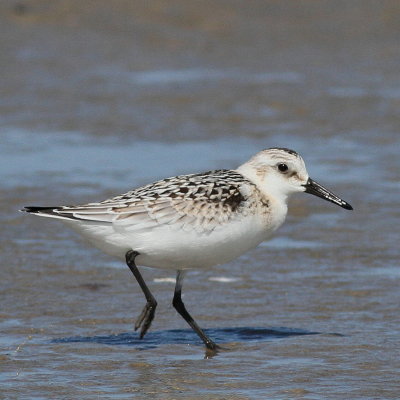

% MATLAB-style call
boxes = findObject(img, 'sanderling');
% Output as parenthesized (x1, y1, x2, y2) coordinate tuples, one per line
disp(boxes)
(22, 147, 352, 351)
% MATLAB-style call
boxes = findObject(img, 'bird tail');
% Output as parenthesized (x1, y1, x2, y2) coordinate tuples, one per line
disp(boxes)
(20, 206, 77, 221)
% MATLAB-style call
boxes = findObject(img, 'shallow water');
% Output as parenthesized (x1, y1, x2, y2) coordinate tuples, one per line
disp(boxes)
(1, 1, 400, 399)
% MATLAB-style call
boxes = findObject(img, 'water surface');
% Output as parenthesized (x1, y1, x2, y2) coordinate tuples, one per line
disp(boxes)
(1, 1, 400, 399)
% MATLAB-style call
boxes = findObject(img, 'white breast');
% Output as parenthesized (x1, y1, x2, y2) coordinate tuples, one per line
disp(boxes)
(65, 196, 287, 270)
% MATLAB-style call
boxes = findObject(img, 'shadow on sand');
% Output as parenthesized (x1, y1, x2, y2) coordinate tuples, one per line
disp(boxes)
(51, 326, 326, 352)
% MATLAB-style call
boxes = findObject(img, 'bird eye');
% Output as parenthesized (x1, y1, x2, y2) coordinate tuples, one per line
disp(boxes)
(277, 163, 289, 173)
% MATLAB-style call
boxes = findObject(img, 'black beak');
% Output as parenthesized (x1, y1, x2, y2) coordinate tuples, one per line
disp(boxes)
(303, 178, 353, 210)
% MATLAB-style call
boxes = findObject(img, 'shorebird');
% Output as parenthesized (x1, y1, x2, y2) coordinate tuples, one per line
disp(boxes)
(22, 148, 352, 351)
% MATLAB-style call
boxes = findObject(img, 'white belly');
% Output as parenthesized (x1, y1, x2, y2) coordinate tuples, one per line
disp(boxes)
(65, 210, 284, 270)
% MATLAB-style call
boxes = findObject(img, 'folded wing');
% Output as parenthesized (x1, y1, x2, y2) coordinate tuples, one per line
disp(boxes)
(23, 169, 251, 234)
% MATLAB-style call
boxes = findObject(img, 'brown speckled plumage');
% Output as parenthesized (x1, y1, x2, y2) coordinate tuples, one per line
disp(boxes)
(27, 169, 270, 234)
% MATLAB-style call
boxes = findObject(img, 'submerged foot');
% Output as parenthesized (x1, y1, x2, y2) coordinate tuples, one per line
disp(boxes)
(135, 301, 157, 338)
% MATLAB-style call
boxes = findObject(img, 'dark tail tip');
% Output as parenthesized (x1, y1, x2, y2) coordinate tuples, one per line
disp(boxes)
(21, 206, 57, 213)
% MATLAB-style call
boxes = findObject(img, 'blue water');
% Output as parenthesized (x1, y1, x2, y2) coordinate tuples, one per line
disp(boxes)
(2, 1, 400, 398)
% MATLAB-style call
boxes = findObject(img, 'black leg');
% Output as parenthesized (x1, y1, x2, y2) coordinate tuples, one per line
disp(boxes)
(125, 250, 157, 339)
(172, 270, 218, 351)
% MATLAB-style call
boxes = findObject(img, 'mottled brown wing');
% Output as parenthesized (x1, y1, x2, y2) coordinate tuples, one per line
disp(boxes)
(112, 190, 245, 234)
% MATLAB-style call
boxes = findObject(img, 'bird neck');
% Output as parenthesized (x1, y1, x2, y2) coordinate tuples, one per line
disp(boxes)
(236, 164, 289, 206)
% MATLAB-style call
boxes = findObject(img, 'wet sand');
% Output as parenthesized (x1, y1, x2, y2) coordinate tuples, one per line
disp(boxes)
(1, 1, 400, 398)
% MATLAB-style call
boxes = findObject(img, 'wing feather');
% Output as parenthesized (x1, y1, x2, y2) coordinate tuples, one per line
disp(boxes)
(24, 170, 259, 234)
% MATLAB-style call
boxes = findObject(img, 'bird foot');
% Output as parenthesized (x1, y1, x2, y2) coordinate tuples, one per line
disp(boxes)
(135, 301, 157, 338)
